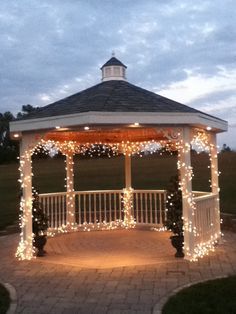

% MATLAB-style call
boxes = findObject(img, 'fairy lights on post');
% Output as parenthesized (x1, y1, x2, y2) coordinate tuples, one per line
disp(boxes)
(16, 134, 38, 260)
(65, 152, 76, 229)
(209, 133, 221, 238)
(177, 127, 195, 260)
(122, 151, 135, 227)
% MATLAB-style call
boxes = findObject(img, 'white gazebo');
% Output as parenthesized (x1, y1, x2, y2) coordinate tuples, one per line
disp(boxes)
(10, 56, 228, 261)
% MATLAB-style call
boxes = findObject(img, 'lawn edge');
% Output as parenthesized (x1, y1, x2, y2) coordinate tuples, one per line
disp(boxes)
(1, 282, 17, 314)
(152, 274, 229, 314)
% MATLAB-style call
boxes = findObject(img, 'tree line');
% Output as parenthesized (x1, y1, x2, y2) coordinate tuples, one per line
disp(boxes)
(0, 105, 39, 163)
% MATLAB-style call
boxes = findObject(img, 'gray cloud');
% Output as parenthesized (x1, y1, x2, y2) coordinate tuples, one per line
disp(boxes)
(0, 0, 236, 147)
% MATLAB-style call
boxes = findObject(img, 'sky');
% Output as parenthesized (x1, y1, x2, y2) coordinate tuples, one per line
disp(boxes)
(1, 0, 236, 148)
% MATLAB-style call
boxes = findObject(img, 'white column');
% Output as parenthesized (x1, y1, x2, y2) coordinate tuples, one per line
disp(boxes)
(178, 127, 195, 260)
(125, 154, 132, 188)
(123, 153, 133, 225)
(16, 133, 36, 260)
(66, 153, 75, 227)
(210, 133, 221, 237)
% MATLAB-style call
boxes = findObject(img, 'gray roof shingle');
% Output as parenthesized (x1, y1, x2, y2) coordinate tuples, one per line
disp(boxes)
(20, 80, 220, 121)
(101, 57, 127, 69)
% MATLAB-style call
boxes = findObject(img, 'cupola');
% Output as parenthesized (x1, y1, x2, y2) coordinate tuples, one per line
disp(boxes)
(101, 54, 127, 81)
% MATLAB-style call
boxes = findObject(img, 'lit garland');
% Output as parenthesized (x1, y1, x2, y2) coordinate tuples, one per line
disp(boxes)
(16, 131, 222, 261)
(122, 187, 136, 228)
(65, 153, 76, 229)
(16, 150, 35, 260)
(176, 139, 195, 259)
(191, 129, 210, 152)
(175, 132, 222, 261)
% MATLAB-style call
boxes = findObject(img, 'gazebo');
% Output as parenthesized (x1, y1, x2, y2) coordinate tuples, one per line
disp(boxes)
(10, 56, 228, 261)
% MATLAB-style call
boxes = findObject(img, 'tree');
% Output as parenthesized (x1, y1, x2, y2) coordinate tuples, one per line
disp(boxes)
(17, 104, 39, 119)
(221, 144, 231, 152)
(0, 104, 39, 163)
(0, 111, 18, 163)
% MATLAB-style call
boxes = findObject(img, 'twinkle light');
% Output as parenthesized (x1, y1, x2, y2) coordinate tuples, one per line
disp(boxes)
(122, 187, 136, 228)
(16, 128, 222, 261)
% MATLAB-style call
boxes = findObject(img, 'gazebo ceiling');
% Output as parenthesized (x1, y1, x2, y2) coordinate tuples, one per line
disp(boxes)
(44, 127, 175, 144)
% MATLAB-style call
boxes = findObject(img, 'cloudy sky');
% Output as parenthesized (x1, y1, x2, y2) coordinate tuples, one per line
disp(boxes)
(1, 0, 236, 148)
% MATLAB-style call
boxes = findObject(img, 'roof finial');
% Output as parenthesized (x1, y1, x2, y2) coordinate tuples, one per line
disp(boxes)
(112, 50, 115, 57)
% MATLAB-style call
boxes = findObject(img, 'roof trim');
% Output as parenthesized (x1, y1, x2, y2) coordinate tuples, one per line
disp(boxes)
(10, 111, 228, 133)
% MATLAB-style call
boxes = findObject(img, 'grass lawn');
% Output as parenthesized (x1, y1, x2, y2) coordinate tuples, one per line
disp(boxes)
(0, 284, 10, 314)
(162, 276, 236, 314)
(0, 151, 235, 230)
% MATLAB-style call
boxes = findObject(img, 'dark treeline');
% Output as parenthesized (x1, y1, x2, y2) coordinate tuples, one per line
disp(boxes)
(0, 105, 39, 164)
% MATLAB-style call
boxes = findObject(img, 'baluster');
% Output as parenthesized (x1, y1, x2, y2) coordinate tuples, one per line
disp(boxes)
(109, 193, 112, 222)
(154, 193, 157, 224)
(119, 192, 122, 220)
(163, 192, 167, 221)
(94, 193, 97, 224)
(140, 193, 143, 223)
(99, 193, 102, 223)
(78, 194, 81, 225)
(83, 194, 86, 223)
(104, 193, 107, 222)
(89, 194, 92, 223)
(114, 193, 117, 221)
(63, 194, 66, 226)
(145, 193, 148, 223)
(159, 194, 163, 226)
(149, 193, 152, 224)
(135, 193, 139, 223)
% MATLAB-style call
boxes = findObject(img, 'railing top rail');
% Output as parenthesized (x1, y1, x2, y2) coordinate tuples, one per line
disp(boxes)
(74, 189, 123, 194)
(39, 190, 212, 199)
(39, 192, 67, 197)
(192, 191, 210, 196)
(193, 192, 218, 202)
(133, 189, 166, 193)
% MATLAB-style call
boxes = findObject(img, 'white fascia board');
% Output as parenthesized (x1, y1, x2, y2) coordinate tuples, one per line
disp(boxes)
(10, 111, 228, 133)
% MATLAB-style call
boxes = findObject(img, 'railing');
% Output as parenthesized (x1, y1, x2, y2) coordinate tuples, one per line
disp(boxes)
(39, 190, 218, 238)
(133, 190, 166, 225)
(39, 192, 67, 228)
(193, 193, 218, 245)
(39, 189, 167, 229)
(74, 190, 123, 225)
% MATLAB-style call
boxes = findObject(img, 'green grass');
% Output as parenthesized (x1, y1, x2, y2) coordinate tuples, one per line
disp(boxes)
(162, 276, 236, 314)
(0, 151, 236, 230)
(0, 284, 10, 314)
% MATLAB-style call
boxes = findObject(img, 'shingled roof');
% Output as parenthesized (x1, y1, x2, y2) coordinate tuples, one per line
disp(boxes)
(101, 56, 127, 69)
(20, 79, 208, 121)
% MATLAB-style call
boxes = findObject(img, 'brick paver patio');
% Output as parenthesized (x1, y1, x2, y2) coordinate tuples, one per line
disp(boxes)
(1, 229, 236, 314)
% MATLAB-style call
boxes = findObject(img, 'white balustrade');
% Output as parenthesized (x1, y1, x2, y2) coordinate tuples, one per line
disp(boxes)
(133, 190, 166, 226)
(39, 189, 219, 246)
(39, 189, 167, 229)
(74, 190, 123, 225)
(193, 193, 218, 245)
(39, 192, 67, 228)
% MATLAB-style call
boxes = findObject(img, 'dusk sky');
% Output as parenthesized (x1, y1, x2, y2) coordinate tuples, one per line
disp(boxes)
(1, 0, 236, 148)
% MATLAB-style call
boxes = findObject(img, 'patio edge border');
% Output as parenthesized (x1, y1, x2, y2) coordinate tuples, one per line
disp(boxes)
(3, 282, 17, 314)
(152, 274, 228, 314)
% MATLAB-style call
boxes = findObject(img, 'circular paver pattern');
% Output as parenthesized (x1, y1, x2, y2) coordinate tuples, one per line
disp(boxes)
(44, 229, 175, 268)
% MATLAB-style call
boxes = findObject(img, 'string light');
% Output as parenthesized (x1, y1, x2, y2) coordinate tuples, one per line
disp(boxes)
(16, 129, 222, 261)
(122, 187, 136, 228)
